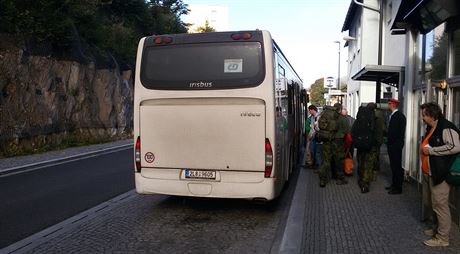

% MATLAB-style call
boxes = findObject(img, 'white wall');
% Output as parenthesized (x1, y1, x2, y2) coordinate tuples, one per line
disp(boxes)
(345, 0, 407, 117)
(383, 0, 406, 67)
(185, 5, 229, 33)
(345, 0, 380, 116)
(360, 0, 380, 67)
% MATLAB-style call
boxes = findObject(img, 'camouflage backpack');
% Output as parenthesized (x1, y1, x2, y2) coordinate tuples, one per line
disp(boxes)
(317, 106, 339, 140)
(351, 106, 376, 151)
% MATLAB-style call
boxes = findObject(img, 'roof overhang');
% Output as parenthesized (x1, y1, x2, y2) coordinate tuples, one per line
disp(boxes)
(342, 0, 362, 32)
(352, 65, 404, 87)
(391, 0, 459, 34)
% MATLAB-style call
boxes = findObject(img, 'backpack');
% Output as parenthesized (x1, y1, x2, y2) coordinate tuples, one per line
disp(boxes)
(317, 106, 339, 140)
(446, 154, 460, 186)
(305, 117, 311, 134)
(351, 106, 375, 151)
(446, 128, 460, 186)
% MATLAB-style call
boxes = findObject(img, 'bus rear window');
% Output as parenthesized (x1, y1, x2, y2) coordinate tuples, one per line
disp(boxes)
(140, 42, 265, 90)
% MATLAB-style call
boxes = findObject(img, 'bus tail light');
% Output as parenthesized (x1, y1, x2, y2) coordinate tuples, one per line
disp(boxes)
(231, 32, 253, 40)
(135, 136, 141, 172)
(231, 33, 241, 40)
(154, 36, 173, 45)
(154, 37, 162, 44)
(163, 36, 173, 44)
(242, 32, 252, 40)
(265, 138, 273, 178)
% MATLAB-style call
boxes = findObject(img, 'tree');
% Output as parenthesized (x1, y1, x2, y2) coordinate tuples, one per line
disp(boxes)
(429, 32, 448, 81)
(196, 20, 216, 33)
(144, 0, 189, 35)
(309, 78, 328, 107)
(0, 0, 189, 65)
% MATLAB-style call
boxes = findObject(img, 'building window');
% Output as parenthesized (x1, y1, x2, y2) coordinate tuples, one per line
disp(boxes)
(416, 33, 424, 89)
(453, 29, 460, 76)
(426, 23, 447, 81)
(453, 88, 460, 128)
(278, 64, 285, 77)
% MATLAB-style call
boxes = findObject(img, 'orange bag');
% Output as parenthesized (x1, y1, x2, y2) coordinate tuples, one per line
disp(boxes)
(344, 151, 353, 175)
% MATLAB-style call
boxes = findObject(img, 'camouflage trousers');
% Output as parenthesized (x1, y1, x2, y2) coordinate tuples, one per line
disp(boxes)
(357, 147, 380, 184)
(319, 139, 345, 181)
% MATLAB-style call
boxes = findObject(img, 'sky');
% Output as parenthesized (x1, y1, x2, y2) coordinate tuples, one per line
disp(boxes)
(181, 0, 351, 88)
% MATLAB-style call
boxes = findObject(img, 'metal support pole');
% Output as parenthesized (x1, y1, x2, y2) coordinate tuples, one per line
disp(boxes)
(334, 41, 341, 100)
(338, 42, 341, 90)
(375, 0, 383, 103)
(353, 0, 379, 12)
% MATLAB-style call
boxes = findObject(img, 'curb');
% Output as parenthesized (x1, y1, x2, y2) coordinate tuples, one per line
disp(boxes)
(1, 190, 137, 254)
(0, 143, 133, 177)
(277, 167, 308, 254)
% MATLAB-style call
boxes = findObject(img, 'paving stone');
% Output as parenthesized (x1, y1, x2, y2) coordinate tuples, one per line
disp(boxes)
(301, 151, 460, 254)
(25, 188, 291, 253)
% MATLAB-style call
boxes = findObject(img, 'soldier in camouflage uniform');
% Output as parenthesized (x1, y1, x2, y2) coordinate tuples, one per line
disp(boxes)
(319, 103, 349, 187)
(356, 103, 385, 193)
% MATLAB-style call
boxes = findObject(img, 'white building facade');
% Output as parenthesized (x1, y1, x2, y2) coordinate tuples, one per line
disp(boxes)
(185, 5, 229, 33)
(342, 0, 460, 224)
(342, 0, 406, 118)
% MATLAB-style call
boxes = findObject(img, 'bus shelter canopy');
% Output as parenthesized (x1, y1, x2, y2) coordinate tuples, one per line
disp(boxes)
(351, 65, 404, 88)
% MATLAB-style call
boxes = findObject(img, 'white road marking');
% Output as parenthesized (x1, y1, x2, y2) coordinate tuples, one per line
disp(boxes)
(0, 143, 133, 178)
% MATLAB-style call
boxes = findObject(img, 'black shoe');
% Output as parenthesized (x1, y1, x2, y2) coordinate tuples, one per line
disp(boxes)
(385, 186, 393, 190)
(336, 178, 348, 185)
(313, 169, 319, 174)
(388, 189, 402, 195)
(361, 185, 369, 193)
(320, 180, 326, 188)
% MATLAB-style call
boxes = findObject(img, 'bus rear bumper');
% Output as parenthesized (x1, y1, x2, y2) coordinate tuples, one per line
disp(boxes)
(135, 169, 279, 201)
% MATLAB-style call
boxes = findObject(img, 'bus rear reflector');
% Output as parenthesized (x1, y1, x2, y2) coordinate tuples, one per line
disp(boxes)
(135, 136, 141, 172)
(265, 138, 273, 178)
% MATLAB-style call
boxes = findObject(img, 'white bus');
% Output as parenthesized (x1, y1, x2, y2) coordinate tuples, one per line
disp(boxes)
(134, 30, 305, 201)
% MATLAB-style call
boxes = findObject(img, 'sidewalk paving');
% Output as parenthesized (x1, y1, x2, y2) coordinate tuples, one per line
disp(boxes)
(298, 151, 460, 254)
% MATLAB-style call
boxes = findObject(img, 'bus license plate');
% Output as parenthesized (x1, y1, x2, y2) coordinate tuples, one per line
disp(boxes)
(185, 169, 216, 180)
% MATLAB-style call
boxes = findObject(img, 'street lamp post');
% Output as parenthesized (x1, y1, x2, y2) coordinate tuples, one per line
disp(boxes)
(334, 41, 341, 104)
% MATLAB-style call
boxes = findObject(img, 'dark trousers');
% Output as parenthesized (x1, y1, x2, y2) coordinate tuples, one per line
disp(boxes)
(309, 139, 316, 167)
(388, 145, 404, 191)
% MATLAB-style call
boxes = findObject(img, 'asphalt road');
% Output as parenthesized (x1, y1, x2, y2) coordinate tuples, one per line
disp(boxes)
(1, 147, 301, 253)
(0, 148, 134, 248)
